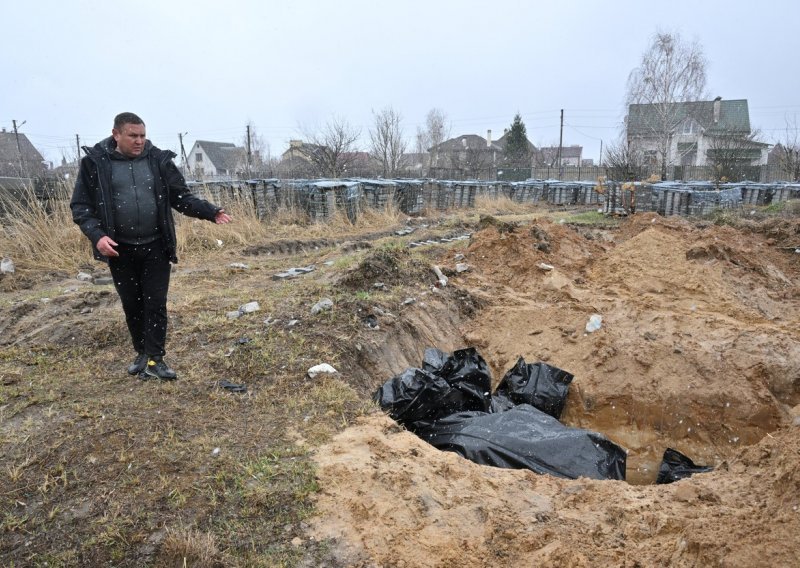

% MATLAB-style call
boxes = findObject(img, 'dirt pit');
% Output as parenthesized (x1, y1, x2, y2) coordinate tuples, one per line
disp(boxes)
(312, 213, 800, 566)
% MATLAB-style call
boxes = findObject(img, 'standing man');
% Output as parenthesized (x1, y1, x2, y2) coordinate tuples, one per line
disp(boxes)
(71, 112, 232, 381)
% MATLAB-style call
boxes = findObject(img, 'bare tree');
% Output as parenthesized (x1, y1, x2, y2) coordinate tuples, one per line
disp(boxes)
(414, 126, 429, 156)
(626, 32, 707, 180)
(369, 106, 407, 178)
(604, 134, 646, 181)
(423, 108, 451, 168)
(301, 116, 362, 178)
(706, 129, 765, 184)
(775, 117, 800, 181)
(465, 146, 489, 179)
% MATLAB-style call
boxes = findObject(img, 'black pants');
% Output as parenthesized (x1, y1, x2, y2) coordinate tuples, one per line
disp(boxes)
(108, 240, 171, 357)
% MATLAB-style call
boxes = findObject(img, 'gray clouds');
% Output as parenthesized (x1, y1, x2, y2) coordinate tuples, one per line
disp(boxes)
(3, 0, 799, 165)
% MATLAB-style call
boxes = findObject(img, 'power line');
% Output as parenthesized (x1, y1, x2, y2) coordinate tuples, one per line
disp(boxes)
(565, 124, 606, 141)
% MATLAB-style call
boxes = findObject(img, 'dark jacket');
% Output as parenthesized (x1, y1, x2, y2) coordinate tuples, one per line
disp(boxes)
(71, 137, 220, 263)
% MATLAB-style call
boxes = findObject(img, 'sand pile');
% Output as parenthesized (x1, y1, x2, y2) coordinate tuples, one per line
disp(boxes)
(311, 213, 800, 566)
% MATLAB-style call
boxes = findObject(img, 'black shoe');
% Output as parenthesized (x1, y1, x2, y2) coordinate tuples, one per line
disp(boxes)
(127, 352, 148, 375)
(144, 357, 177, 381)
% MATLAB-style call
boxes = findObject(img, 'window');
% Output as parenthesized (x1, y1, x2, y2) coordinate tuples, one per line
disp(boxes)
(682, 120, 698, 135)
(196, 153, 203, 162)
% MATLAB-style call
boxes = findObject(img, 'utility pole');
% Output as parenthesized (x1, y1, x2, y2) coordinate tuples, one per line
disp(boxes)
(12, 119, 27, 176)
(245, 124, 252, 178)
(76, 134, 81, 162)
(178, 132, 189, 176)
(557, 110, 564, 172)
(599, 139, 603, 166)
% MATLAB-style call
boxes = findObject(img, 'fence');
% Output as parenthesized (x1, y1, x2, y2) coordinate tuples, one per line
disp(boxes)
(4, 176, 798, 225)
(528, 164, 793, 184)
(186, 178, 798, 222)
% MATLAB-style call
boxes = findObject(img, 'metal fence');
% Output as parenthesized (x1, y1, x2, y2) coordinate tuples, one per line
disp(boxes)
(4, 175, 798, 225)
(186, 178, 799, 222)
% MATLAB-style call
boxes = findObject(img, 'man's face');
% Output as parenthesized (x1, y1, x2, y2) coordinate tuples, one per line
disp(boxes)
(112, 123, 146, 157)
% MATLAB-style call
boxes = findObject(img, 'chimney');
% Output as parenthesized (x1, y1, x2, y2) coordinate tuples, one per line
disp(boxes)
(713, 96, 722, 124)
(461, 137, 467, 148)
(486, 129, 492, 147)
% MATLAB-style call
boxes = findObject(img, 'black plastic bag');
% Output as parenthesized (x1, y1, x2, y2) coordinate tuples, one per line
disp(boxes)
(375, 346, 626, 481)
(656, 448, 713, 484)
(421, 347, 449, 373)
(491, 357, 574, 419)
(373, 368, 454, 429)
(373, 348, 492, 430)
(418, 404, 626, 480)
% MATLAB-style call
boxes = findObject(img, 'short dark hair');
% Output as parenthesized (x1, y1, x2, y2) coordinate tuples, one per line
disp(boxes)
(113, 112, 145, 131)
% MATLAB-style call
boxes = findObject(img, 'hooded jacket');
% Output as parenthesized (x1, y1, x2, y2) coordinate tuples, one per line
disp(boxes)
(70, 137, 220, 263)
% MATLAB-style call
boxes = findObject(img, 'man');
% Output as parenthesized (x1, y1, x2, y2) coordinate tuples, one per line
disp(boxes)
(71, 112, 232, 381)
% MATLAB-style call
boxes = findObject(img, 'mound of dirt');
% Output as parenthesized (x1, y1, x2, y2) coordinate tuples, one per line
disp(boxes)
(339, 247, 430, 290)
(312, 412, 800, 567)
(0, 288, 121, 347)
(312, 213, 800, 566)
(456, 214, 800, 483)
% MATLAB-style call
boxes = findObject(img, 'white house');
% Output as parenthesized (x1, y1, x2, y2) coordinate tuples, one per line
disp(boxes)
(186, 140, 246, 181)
(626, 97, 769, 169)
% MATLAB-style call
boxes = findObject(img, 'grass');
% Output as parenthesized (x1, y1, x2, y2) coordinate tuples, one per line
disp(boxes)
(0, 189, 571, 565)
(563, 210, 621, 226)
(0, 182, 92, 275)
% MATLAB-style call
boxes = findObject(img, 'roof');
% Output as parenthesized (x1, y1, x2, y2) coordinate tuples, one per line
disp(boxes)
(280, 141, 327, 161)
(432, 134, 503, 152)
(195, 140, 246, 172)
(0, 131, 46, 176)
(627, 98, 751, 136)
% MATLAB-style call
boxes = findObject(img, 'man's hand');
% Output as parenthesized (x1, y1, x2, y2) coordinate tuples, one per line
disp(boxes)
(215, 209, 232, 224)
(97, 236, 119, 257)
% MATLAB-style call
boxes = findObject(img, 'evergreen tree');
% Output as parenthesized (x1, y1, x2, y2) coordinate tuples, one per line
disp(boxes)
(504, 113, 530, 167)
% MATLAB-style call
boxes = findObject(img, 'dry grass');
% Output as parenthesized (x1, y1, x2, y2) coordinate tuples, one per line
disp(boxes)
(0, 188, 544, 565)
(0, 182, 92, 273)
(157, 528, 227, 568)
(176, 188, 408, 262)
(473, 194, 543, 215)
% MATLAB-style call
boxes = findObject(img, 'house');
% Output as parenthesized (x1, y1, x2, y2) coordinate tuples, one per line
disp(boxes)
(767, 143, 786, 166)
(186, 140, 247, 181)
(280, 139, 322, 165)
(535, 145, 584, 167)
(0, 128, 46, 177)
(430, 129, 535, 177)
(626, 97, 769, 169)
(278, 139, 326, 178)
(277, 140, 374, 178)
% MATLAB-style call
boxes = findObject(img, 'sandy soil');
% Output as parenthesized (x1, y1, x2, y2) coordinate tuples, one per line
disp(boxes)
(311, 213, 800, 567)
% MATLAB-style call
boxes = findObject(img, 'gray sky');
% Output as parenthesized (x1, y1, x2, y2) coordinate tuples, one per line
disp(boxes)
(3, 0, 800, 167)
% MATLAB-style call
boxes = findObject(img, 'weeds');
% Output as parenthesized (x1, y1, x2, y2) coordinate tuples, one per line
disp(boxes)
(0, 187, 546, 565)
(0, 182, 91, 273)
(158, 528, 227, 568)
(565, 210, 620, 226)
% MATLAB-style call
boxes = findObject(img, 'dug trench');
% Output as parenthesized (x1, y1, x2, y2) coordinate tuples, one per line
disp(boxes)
(2, 210, 799, 565)
(312, 212, 800, 567)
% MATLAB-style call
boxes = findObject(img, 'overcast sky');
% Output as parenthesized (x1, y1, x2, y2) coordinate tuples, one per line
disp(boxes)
(3, 0, 800, 167)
